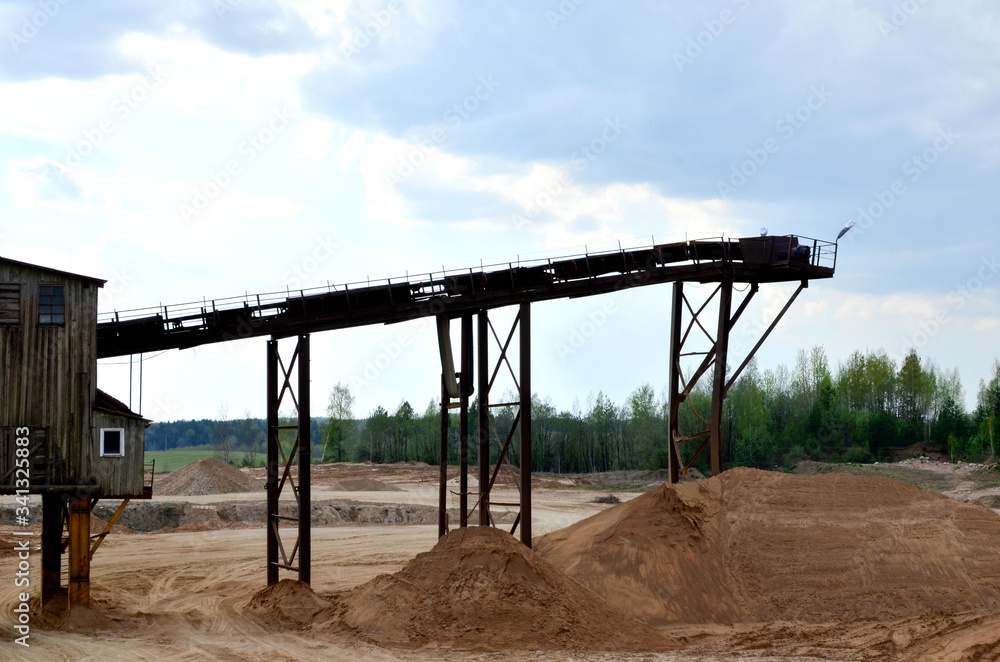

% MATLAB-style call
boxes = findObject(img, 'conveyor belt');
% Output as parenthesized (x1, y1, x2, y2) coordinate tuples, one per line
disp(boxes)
(96, 235, 835, 358)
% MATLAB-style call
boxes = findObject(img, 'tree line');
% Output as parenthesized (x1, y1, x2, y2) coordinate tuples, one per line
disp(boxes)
(145, 346, 1000, 472)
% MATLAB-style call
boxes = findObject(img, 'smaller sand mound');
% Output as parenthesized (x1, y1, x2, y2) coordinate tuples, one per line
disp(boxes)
(30, 594, 117, 631)
(244, 579, 334, 628)
(329, 478, 402, 492)
(334, 526, 672, 652)
(155, 459, 262, 496)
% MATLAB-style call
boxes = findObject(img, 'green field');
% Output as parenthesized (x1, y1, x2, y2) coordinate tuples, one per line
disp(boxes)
(144, 447, 269, 472)
(144, 447, 219, 473)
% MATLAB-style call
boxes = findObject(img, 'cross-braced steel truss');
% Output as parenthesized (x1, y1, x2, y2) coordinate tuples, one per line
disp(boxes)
(266, 334, 311, 585)
(667, 279, 806, 481)
(438, 304, 533, 547)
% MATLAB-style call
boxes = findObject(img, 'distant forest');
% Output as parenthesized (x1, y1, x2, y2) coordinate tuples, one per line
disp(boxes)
(145, 346, 1000, 472)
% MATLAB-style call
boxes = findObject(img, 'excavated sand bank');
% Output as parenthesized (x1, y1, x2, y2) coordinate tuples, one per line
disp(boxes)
(535, 467, 1000, 627)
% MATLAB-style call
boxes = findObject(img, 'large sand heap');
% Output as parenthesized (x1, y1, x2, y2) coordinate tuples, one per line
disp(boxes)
(536, 467, 1000, 627)
(335, 525, 672, 651)
(155, 458, 262, 496)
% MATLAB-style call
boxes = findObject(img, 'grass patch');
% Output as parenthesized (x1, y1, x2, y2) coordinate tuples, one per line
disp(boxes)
(145, 445, 270, 472)
(145, 448, 218, 473)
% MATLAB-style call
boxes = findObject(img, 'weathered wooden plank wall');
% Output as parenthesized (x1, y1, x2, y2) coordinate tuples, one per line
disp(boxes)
(0, 260, 142, 495)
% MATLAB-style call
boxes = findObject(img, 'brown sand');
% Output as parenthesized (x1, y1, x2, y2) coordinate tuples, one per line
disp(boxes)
(330, 478, 403, 492)
(154, 458, 262, 495)
(8, 460, 1000, 660)
(244, 579, 334, 627)
(334, 525, 673, 652)
(29, 594, 118, 632)
(536, 467, 1000, 627)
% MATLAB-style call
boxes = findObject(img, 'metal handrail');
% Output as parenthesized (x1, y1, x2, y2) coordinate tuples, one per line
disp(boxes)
(97, 234, 835, 325)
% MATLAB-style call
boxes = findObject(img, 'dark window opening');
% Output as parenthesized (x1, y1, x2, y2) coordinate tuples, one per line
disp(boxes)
(0, 283, 19, 325)
(39, 285, 64, 325)
(101, 429, 124, 457)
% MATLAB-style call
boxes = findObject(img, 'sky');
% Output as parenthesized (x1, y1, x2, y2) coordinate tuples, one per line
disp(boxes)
(1, 0, 998, 422)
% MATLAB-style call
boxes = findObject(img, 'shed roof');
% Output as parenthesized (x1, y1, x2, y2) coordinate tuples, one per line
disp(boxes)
(95, 389, 149, 421)
(0, 256, 106, 285)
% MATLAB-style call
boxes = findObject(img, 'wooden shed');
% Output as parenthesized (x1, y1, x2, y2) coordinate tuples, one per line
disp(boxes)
(1, 256, 152, 608)
(0, 256, 149, 497)
(93, 389, 151, 498)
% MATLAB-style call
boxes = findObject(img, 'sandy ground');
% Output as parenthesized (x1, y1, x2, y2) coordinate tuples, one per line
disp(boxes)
(0, 460, 998, 661)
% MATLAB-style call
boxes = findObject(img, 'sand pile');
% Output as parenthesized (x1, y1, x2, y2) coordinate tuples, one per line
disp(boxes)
(329, 478, 402, 492)
(244, 579, 334, 628)
(154, 459, 262, 496)
(30, 594, 117, 631)
(334, 525, 672, 651)
(536, 467, 1000, 626)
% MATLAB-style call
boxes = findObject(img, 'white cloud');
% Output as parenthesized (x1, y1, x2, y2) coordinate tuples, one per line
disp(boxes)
(292, 119, 337, 159)
(973, 318, 1000, 332)
(1, 157, 87, 210)
(331, 124, 750, 247)
(217, 191, 311, 217)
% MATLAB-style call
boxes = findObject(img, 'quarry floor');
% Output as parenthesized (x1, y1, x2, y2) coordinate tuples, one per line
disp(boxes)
(0, 459, 998, 661)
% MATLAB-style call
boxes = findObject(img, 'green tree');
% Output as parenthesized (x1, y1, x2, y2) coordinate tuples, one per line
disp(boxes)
(212, 406, 237, 464)
(896, 350, 935, 443)
(934, 395, 968, 459)
(322, 382, 356, 462)
(972, 360, 1000, 459)
(237, 409, 264, 467)
(627, 384, 664, 469)
(390, 400, 415, 462)
(361, 406, 390, 462)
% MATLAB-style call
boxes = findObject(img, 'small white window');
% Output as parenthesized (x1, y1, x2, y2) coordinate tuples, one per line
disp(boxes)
(100, 428, 125, 457)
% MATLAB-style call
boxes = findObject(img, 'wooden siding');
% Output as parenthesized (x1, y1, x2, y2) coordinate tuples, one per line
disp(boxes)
(0, 283, 19, 325)
(0, 259, 142, 495)
(91, 412, 145, 496)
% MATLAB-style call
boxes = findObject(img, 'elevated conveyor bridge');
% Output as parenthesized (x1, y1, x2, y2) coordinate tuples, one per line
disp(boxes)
(97, 235, 834, 358)
(97, 234, 837, 588)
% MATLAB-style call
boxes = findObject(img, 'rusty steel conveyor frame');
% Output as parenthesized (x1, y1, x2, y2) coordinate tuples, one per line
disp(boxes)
(91, 234, 836, 586)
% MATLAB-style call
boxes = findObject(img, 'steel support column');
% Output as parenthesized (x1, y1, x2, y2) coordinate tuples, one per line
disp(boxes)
(519, 302, 532, 547)
(459, 314, 472, 528)
(297, 334, 310, 586)
(667, 282, 683, 484)
(67, 494, 90, 607)
(265, 334, 310, 585)
(266, 339, 279, 586)
(709, 281, 733, 476)
(439, 374, 449, 538)
(41, 493, 63, 604)
(665, 282, 732, 482)
(477, 310, 490, 526)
